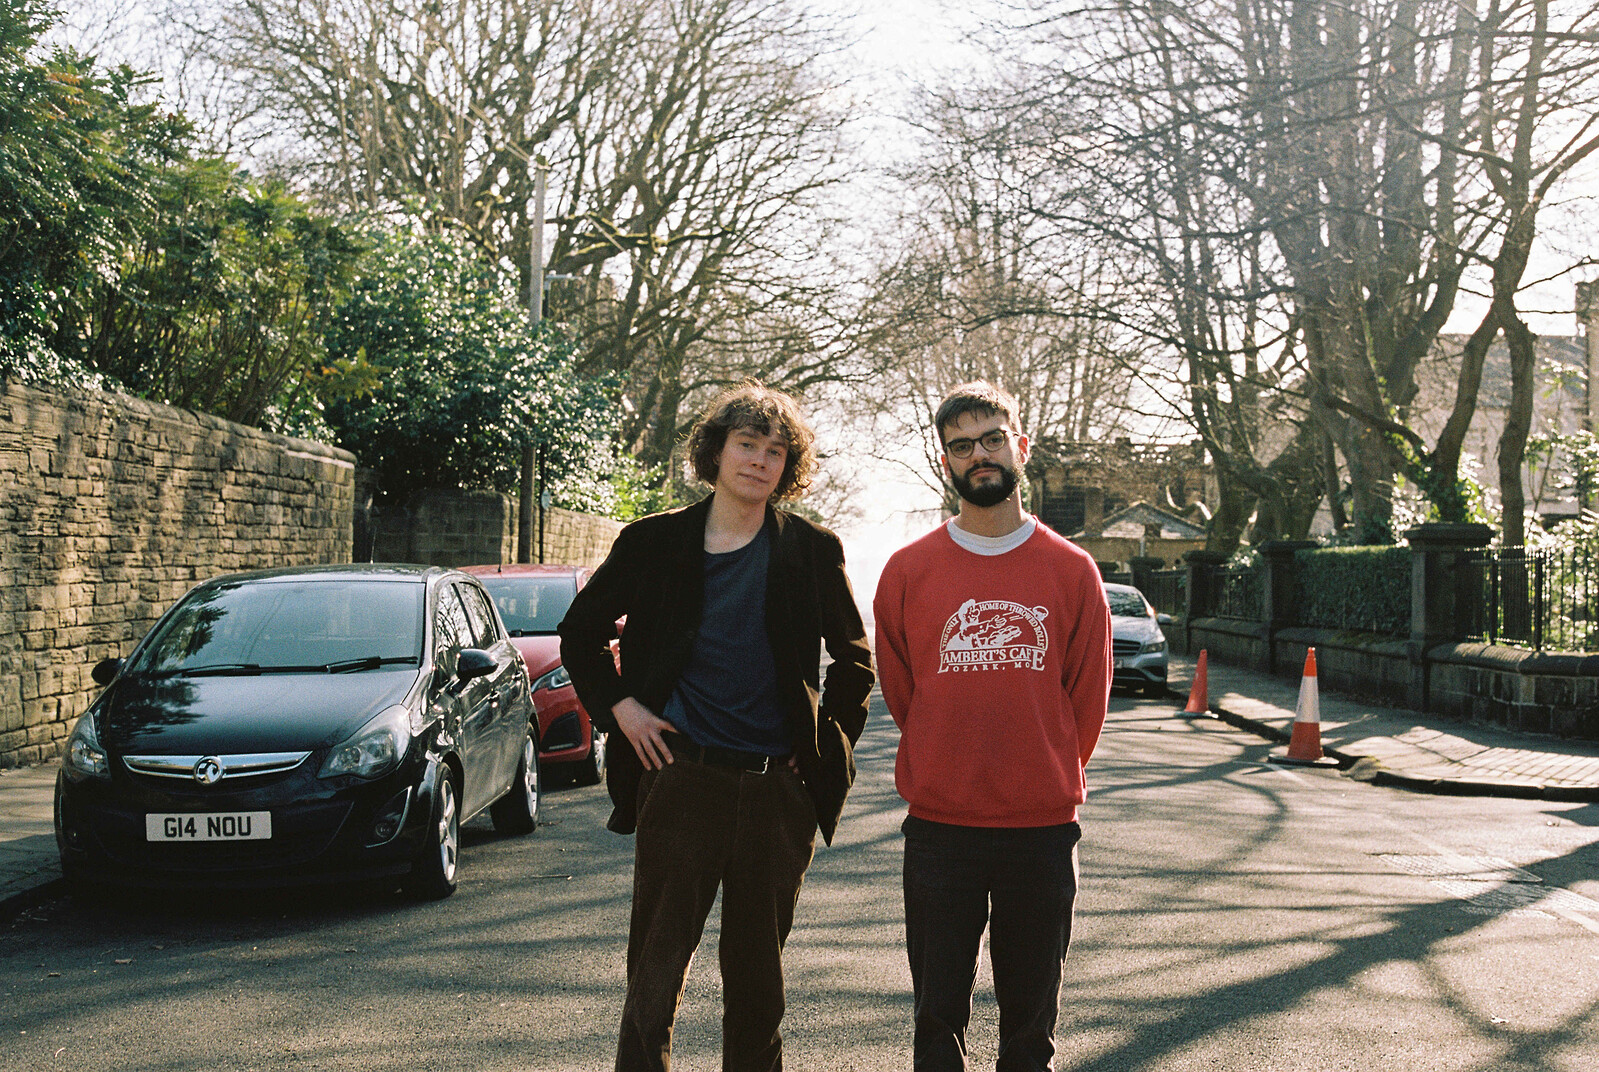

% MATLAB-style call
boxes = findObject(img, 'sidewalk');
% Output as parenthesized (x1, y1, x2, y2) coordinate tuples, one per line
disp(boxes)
(0, 761, 60, 914)
(7, 658, 1599, 916)
(1169, 651, 1599, 802)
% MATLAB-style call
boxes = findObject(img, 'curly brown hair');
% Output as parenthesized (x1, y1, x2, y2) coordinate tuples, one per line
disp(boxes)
(686, 383, 817, 502)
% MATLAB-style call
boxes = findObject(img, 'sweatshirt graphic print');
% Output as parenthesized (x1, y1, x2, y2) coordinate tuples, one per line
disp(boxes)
(939, 598, 1050, 674)
(874, 521, 1112, 828)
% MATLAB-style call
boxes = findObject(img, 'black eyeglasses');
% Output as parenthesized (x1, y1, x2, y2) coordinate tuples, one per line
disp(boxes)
(943, 428, 1013, 459)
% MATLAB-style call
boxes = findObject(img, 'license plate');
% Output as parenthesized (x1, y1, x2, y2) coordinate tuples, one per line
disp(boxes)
(146, 812, 272, 842)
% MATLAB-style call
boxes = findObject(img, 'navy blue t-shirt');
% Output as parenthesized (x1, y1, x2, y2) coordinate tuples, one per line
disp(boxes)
(662, 527, 790, 755)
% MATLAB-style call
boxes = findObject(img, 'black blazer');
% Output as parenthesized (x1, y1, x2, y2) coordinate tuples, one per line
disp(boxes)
(557, 495, 874, 844)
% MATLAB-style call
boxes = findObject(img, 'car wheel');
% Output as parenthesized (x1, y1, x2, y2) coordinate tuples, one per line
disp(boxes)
(405, 768, 460, 900)
(574, 729, 607, 787)
(490, 730, 541, 835)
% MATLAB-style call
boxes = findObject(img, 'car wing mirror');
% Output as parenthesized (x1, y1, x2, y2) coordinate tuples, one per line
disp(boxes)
(456, 648, 498, 683)
(91, 657, 123, 686)
(1157, 613, 1173, 625)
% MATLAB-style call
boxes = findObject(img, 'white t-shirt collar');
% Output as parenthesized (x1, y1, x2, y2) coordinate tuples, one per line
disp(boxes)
(944, 515, 1038, 556)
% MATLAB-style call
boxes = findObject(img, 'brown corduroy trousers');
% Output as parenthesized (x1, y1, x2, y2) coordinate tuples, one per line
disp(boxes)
(615, 758, 818, 1072)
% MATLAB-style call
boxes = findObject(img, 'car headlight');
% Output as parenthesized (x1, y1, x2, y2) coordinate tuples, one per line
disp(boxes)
(531, 665, 571, 693)
(62, 713, 109, 781)
(1140, 637, 1167, 654)
(320, 705, 411, 779)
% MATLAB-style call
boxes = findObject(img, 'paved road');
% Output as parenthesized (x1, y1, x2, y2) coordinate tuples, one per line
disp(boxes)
(4, 693, 1598, 1071)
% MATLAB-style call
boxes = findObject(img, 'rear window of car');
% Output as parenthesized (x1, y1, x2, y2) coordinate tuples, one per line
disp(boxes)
(131, 580, 425, 673)
(478, 576, 579, 636)
(454, 582, 502, 647)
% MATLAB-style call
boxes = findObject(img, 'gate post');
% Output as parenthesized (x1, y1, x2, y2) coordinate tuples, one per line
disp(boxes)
(1182, 550, 1228, 654)
(1257, 539, 1317, 674)
(1404, 523, 1494, 710)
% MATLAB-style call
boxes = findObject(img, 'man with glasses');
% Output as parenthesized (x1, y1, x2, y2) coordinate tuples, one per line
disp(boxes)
(873, 380, 1112, 1071)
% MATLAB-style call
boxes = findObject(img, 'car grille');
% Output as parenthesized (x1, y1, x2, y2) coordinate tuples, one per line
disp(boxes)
(125, 752, 312, 783)
(1113, 639, 1142, 657)
(88, 800, 354, 871)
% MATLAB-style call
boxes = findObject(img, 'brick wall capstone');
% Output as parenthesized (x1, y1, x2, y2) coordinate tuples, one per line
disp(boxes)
(0, 381, 355, 767)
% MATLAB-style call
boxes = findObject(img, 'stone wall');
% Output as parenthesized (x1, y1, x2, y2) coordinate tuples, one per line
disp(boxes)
(1172, 618, 1599, 742)
(0, 381, 355, 767)
(1073, 536, 1207, 571)
(368, 488, 516, 568)
(1428, 644, 1599, 739)
(364, 486, 623, 570)
(540, 505, 625, 568)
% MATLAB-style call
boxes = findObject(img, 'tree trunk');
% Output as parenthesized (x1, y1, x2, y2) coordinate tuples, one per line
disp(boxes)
(1498, 315, 1537, 548)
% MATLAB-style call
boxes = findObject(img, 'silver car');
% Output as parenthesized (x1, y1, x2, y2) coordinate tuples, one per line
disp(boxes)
(1106, 583, 1171, 697)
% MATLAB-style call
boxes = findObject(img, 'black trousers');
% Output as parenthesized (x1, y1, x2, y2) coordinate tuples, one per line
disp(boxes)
(902, 816, 1082, 1072)
(616, 759, 817, 1072)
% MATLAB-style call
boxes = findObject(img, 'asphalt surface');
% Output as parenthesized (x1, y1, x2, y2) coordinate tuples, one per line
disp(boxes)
(7, 653, 1599, 919)
(6, 680, 1599, 1071)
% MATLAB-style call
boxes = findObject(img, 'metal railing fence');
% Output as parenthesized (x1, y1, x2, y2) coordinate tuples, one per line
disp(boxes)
(1208, 566, 1263, 621)
(1141, 569, 1187, 617)
(1469, 544, 1599, 653)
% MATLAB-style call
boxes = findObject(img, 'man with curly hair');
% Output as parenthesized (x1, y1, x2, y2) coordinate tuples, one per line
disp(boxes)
(559, 382, 875, 1072)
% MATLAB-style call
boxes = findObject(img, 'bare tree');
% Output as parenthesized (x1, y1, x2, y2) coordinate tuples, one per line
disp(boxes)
(184, 0, 861, 477)
(1444, 0, 1599, 547)
(540, 0, 860, 470)
(858, 82, 1149, 509)
(187, 0, 613, 257)
(965, 0, 1599, 549)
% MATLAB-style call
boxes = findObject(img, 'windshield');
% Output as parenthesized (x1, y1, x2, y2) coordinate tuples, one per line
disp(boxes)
(478, 575, 578, 636)
(1106, 589, 1152, 618)
(130, 579, 425, 674)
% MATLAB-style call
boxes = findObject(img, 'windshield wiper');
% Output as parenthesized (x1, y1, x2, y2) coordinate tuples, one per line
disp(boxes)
(324, 656, 420, 673)
(179, 663, 264, 677)
(173, 657, 419, 676)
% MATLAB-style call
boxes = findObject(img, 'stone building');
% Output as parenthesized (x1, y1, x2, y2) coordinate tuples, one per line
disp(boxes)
(1026, 437, 1214, 567)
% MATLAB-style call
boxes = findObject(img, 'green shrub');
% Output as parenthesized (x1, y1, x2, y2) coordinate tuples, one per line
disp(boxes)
(1294, 546, 1411, 635)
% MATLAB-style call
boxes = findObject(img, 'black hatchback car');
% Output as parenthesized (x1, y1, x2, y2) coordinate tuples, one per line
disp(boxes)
(54, 564, 541, 899)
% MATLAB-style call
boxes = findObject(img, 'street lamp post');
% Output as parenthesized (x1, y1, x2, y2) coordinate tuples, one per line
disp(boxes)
(518, 159, 550, 564)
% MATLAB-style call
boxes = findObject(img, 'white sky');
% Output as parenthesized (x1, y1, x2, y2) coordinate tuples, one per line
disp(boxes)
(810, 1, 984, 618)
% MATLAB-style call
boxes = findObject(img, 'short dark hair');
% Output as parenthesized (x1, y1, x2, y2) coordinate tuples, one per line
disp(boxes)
(686, 383, 817, 501)
(934, 381, 1022, 447)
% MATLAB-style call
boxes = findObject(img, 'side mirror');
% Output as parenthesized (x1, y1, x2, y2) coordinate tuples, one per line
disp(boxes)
(91, 657, 123, 686)
(1157, 613, 1173, 625)
(456, 648, 498, 683)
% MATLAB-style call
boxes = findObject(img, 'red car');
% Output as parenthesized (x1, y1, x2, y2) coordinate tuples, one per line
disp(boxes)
(461, 565, 607, 786)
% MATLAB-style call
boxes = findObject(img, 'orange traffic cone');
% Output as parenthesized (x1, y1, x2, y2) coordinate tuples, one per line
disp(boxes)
(1182, 649, 1209, 716)
(1273, 648, 1338, 766)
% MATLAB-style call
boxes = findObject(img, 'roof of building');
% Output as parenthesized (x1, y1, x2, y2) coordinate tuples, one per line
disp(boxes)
(1072, 500, 1208, 540)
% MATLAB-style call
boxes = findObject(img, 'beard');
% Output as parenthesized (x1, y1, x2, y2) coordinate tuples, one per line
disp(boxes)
(951, 461, 1018, 508)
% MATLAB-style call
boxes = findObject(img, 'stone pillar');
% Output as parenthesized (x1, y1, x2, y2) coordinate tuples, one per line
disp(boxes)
(1182, 549, 1228, 651)
(1128, 555, 1164, 595)
(1405, 522, 1495, 709)
(1257, 539, 1316, 673)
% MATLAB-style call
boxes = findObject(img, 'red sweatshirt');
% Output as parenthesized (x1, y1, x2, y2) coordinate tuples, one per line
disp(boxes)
(873, 521, 1112, 827)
